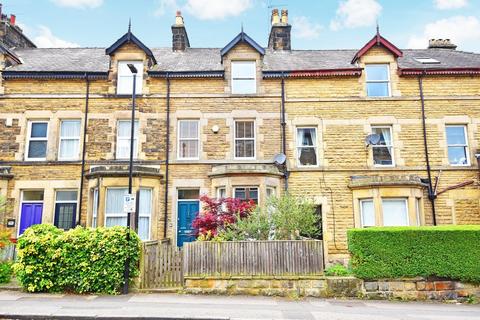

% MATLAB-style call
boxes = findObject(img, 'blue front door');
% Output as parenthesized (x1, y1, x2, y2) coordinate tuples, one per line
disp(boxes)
(177, 201, 199, 247)
(19, 203, 43, 235)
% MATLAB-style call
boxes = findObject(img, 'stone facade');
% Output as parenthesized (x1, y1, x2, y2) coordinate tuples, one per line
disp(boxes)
(0, 10, 479, 264)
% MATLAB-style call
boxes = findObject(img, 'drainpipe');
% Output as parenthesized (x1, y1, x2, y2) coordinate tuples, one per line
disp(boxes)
(281, 72, 289, 191)
(418, 74, 437, 225)
(163, 73, 171, 238)
(77, 73, 90, 226)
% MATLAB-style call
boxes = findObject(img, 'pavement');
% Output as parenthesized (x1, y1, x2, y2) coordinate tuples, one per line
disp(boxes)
(0, 291, 479, 320)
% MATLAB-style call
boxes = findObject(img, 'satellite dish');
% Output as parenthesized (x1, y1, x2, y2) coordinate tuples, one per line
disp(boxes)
(273, 153, 287, 165)
(365, 134, 381, 147)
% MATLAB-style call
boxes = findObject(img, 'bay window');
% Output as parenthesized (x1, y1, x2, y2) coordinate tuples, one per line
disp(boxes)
(58, 120, 81, 160)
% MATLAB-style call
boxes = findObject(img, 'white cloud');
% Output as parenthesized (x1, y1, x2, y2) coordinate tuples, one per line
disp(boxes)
(434, 0, 468, 9)
(154, 0, 178, 16)
(292, 16, 323, 40)
(32, 26, 80, 48)
(407, 16, 480, 50)
(330, 0, 382, 31)
(50, 0, 103, 9)
(184, 0, 253, 20)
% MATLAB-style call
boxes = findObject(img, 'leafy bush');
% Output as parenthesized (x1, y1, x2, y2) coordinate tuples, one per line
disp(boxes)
(348, 225, 480, 283)
(14, 224, 140, 294)
(0, 262, 12, 283)
(217, 194, 320, 241)
(193, 195, 256, 240)
(325, 263, 352, 276)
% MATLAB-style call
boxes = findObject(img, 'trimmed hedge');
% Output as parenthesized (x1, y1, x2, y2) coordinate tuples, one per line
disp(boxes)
(14, 224, 140, 294)
(348, 225, 480, 283)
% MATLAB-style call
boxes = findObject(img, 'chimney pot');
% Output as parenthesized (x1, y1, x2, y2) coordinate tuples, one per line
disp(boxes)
(271, 8, 280, 25)
(175, 10, 184, 26)
(9, 14, 15, 26)
(172, 11, 189, 51)
(281, 9, 288, 24)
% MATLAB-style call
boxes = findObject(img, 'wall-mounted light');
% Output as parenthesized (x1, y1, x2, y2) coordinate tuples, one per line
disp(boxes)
(211, 125, 220, 133)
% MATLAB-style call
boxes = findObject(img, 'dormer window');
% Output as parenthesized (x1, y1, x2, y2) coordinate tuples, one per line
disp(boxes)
(117, 61, 143, 95)
(231, 61, 256, 94)
(365, 64, 390, 97)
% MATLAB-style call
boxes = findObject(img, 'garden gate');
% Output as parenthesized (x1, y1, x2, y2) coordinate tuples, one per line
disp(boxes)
(138, 240, 183, 289)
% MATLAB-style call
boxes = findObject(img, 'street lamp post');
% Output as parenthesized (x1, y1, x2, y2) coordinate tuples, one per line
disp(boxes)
(122, 63, 138, 295)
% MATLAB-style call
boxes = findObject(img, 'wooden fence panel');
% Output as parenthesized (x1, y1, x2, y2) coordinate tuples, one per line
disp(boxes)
(183, 240, 324, 277)
(0, 244, 16, 262)
(139, 240, 183, 289)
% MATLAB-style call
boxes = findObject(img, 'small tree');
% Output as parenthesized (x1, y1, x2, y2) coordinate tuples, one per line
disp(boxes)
(192, 195, 256, 240)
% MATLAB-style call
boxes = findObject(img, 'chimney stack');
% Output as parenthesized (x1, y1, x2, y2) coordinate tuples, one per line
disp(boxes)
(171, 11, 190, 52)
(428, 39, 457, 50)
(0, 4, 35, 48)
(268, 8, 291, 51)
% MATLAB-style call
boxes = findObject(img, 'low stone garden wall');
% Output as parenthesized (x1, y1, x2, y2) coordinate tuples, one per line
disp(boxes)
(184, 276, 480, 302)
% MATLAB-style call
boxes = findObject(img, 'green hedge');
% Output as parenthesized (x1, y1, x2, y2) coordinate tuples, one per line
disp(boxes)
(348, 225, 480, 283)
(14, 224, 140, 294)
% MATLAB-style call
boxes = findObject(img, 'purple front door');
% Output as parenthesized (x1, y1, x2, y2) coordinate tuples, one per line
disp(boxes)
(19, 203, 43, 235)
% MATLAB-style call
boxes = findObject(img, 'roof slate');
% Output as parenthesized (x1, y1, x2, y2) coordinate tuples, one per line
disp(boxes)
(5, 46, 480, 74)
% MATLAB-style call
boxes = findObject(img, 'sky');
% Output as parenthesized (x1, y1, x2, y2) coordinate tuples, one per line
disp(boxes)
(2, 0, 480, 52)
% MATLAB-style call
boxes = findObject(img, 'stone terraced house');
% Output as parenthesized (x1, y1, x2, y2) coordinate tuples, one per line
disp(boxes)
(0, 8, 480, 263)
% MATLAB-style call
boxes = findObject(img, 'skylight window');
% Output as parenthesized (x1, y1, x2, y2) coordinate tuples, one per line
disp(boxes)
(414, 57, 440, 64)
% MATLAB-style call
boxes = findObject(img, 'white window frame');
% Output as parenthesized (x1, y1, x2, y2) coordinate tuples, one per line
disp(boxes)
(296, 127, 319, 167)
(92, 188, 98, 228)
(216, 187, 226, 199)
(233, 186, 259, 204)
(25, 121, 49, 161)
(365, 64, 391, 98)
(116, 60, 143, 95)
(116, 120, 139, 160)
(360, 198, 375, 227)
(104, 187, 128, 226)
(415, 198, 422, 226)
(231, 61, 256, 94)
(381, 198, 409, 227)
(58, 119, 81, 161)
(371, 125, 395, 167)
(446, 125, 470, 166)
(54, 189, 78, 229)
(234, 120, 256, 160)
(138, 188, 152, 241)
(177, 120, 200, 160)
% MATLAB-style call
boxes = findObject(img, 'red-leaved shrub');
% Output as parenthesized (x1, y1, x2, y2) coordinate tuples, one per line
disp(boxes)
(192, 195, 256, 239)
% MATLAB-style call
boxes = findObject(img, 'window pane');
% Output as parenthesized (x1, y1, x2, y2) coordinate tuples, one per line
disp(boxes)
(232, 79, 256, 94)
(117, 61, 143, 95)
(446, 126, 466, 145)
(118, 121, 138, 138)
(179, 121, 198, 139)
(361, 200, 375, 227)
(92, 188, 98, 228)
(60, 140, 80, 159)
(60, 120, 80, 138)
(298, 147, 317, 166)
(179, 140, 198, 158)
(28, 141, 47, 158)
(23, 190, 44, 201)
(373, 146, 393, 165)
(56, 203, 75, 230)
(232, 61, 255, 79)
(372, 127, 392, 146)
(56, 190, 78, 201)
(178, 189, 199, 200)
(139, 189, 152, 216)
(236, 121, 254, 138)
(138, 217, 150, 241)
(106, 188, 128, 214)
(367, 82, 389, 97)
(297, 128, 316, 146)
(234, 188, 246, 199)
(217, 187, 226, 199)
(248, 188, 258, 201)
(31, 123, 48, 138)
(106, 217, 127, 227)
(366, 65, 389, 81)
(382, 199, 408, 226)
(448, 146, 468, 165)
